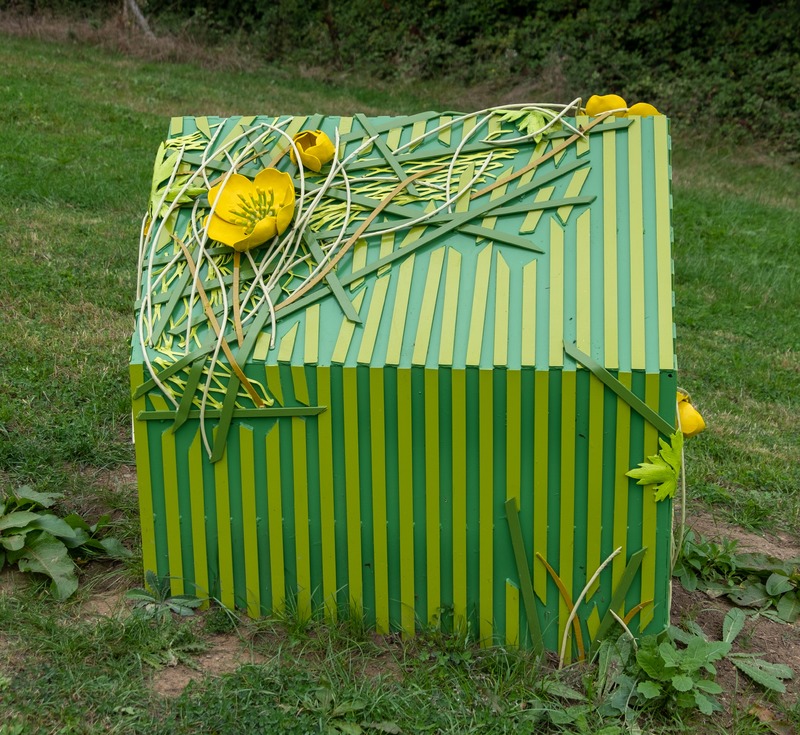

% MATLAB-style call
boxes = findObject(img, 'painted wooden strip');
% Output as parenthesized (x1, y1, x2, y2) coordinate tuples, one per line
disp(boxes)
(556, 167, 591, 223)
(424, 369, 441, 625)
(292, 417, 312, 620)
(411, 248, 446, 367)
(356, 114, 419, 198)
(558, 370, 577, 660)
(315, 368, 338, 619)
(161, 428, 184, 595)
(349, 240, 368, 291)
(291, 365, 310, 406)
(549, 221, 565, 367)
(506, 581, 520, 647)
(493, 252, 510, 366)
(438, 249, 462, 366)
(213, 441, 235, 609)
(356, 277, 390, 365)
(575, 116, 590, 156)
(520, 185, 555, 234)
(187, 430, 209, 601)
(140, 407, 326, 421)
(587, 605, 601, 640)
(149, 394, 170, 412)
(331, 289, 367, 364)
(343, 369, 363, 611)
(533, 370, 549, 602)
(269, 115, 307, 156)
(386, 126, 402, 151)
(466, 245, 493, 366)
(278, 322, 299, 363)
(452, 369, 468, 621)
(169, 116, 183, 136)
(370, 369, 390, 633)
(640, 373, 660, 629)
(576, 210, 592, 355)
(240, 425, 261, 616)
(521, 261, 537, 367)
(378, 231, 395, 278)
(603, 130, 619, 369)
(253, 332, 271, 361)
(612, 374, 633, 598)
(337, 115, 353, 156)
(628, 119, 646, 370)
(265, 365, 284, 406)
(438, 115, 452, 145)
(265, 424, 285, 612)
(519, 140, 547, 186)
(455, 162, 475, 213)
(386, 255, 416, 365)
(131, 365, 158, 579)
(397, 369, 416, 636)
(304, 304, 320, 364)
(585, 375, 605, 600)
(195, 116, 211, 139)
(506, 371, 522, 508)
(409, 119, 427, 151)
(479, 369, 494, 643)
(480, 180, 508, 232)
(653, 116, 674, 370)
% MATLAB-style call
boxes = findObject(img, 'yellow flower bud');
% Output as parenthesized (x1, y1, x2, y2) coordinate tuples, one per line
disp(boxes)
(291, 130, 335, 173)
(676, 391, 706, 438)
(585, 94, 628, 117)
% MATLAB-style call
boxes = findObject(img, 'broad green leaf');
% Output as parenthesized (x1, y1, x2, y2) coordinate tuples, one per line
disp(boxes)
(539, 678, 587, 701)
(0, 511, 42, 532)
(671, 674, 695, 692)
(11, 486, 62, 508)
(26, 514, 78, 540)
(16, 533, 78, 600)
(693, 678, 723, 694)
(98, 537, 131, 559)
(776, 592, 800, 623)
(722, 608, 747, 644)
(765, 572, 794, 597)
(1, 534, 26, 552)
(636, 680, 661, 699)
(729, 655, 792, 693)
(728, 581, 769, 608)
(693, 691, 717, 715)
(63, 513, 92, 532)
(0, 549, 4, 570)
(636, 639, 667, 679)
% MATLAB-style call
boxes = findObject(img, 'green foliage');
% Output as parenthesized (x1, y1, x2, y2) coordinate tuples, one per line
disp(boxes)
(626, 430, 684, 501)
(674, 531, 800, 624)
(0, 486, 129, 599)
(126, 569, 204, 622)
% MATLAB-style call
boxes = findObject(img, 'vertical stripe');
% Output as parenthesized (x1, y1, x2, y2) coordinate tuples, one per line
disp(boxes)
(304, 304, 320, 363)
(349, 240, 368, 291)
(291, 365, 310, 406)
(603, 131, 619, 369)
(278, 322, 298, 362)
(397, 370, 415, 635)
(576, 210, 592, 354)
(452, 369, 468, 621)
(628, 120, 646, 370)
(653, 116, 674, 370)
(479, 370, 494, 643)
(343, 369, 363, 610)
(161, 429, 184, 595)
(506, 581, 520, 647)
(612, 374, 633, 596)
(493, 252, 510, 366)
(386, 126, 402, 150)
(424, 369, 441, 625)
(575, 116, 590, 156)
(331, 289, 367, 363)
(640, 373, 660, 629)
(466, 245, 493, 366)
(131, 366, 158, 579)
(558, 370, 577, 659)
(213, 443, 235, 609)
(438, 115, 452, 145)
(412, 248, 446, 366)
(188, 430, 209, 600)
(586, 376, 605, 599)
(556, 167, 591, 223)
(506, 371, 522, 506)
(265, 424, 285, 611)
(455, 162, 475, 212)
(291, 417, 311, 619)
(549, 221, 564, 367)
(240, 425, 261, 616)
(316, 368, 338, 618)
(265, 364, 284, 406)
(357, 277, 390, 365)
(532, 371, 548, 601)
(386, 255, 416, 365)
(438, 249, 462, 366)
(338, 115, 353, 156)
(410, 119, 427, 150)
(520, 185, 555, 234)
(370, 369, 390, 632)
(521, 261, 537, 367)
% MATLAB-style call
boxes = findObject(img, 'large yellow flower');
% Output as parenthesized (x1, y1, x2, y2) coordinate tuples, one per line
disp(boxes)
(677, 390, 706, 437)
(206, 168, 295, 252)
(290, 130, 335, 172)
(585, 94, 661, 117)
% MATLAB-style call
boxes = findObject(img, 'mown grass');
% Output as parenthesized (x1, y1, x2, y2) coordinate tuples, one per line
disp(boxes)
(0, 28, 798, 735)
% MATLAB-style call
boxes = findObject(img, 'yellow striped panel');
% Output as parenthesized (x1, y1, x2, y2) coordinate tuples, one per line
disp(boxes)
(558, 370, 577, 661)
(357, 276, 390, 365)
(316, 367, 338, 619)
(653, 116, 674, 370)
(575, 116, 590, 156)
(466, 245, 493, 366)
(292, 417, 311, 620)
(556, 167, 590, 223)
(438, 249, 462, 366)
(386, 126, 402, 150)
(521, 261, 537, 367)
(587, 605, 601, 639)
(410, 119, 427, 151)
(188, 430, 209, 602)
(612, 374, 633, 598)
(161, 429, 184, 595)
(265, 424, 285, 611)
(131, 365, 157, 579)
(343, 369, 363, 611)
(291, 365, 310, 406)
(549, 221, 564, 367)
(424, 369, 441, 625)
(331, 289, 367, 364)
(640, 374, 660, 629)
(479, 369, 494, 644)
(586, 376, 605, 600)
(506, 370, 522, 506)
(385, 254, 416, 365)
(338, 116, 353, 156)
(628, 119, 646, 370)
(533, 370, 548, 601)
(213, 442, 235, 609)
(240, 425, 261, 617)
(349, 239, 367, 291)
(576, 210, 592, 354)
(397, 369, 416, 636)
(452, 369, 468, 621)
(149, 394, 169, 412)
(506, 581, 520, 647)
(304, 304, 320, 364)
(253, 332, 271, 361)
(411, 248, 446, 366)
(603, 131, 619, 369)
(455, 162, 475, 213)
(265, 365, 284, 406)
(481, 181, 508, 232)
(370, 369, 390, 632)
(519, 140, 547, 186)
(278, 322, 299, 363)
(169, 117, 183, 136)
(378, 233, 394, 277)
(461, 114, 477, 141)
(438, 115, 452, 145)
(493, 252, 510, 366)
(520, 185, 555, 234)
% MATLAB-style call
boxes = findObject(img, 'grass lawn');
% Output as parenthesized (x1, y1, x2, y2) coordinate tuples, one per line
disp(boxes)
(0, 26, 798, 735)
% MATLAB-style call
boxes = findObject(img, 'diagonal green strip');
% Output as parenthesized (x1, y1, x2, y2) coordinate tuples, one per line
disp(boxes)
(591, 547, 648, 652)
(564, 342, 674, 437)
(171, 358, 205, 432)
(149, 264, 193, 341)
(139, 407, 326, 420)
(461, 225, 545, 252)
(488, 195, 596, 218)
(505, 498, 544, 655)
(303, 231, 362, 323)
(355, 114, 420, 197)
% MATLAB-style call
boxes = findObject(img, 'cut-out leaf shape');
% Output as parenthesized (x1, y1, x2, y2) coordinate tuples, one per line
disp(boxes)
(626, 430, 684, 501)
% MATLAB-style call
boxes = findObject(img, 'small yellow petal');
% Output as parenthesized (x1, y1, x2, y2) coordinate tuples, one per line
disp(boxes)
(275, 200, 295, 236)
(206, 213, 248, 247)
(208, 173, 255, 222)
(231, 217, 278, 252)
(585, 94, 628, 117)
(626, 102, 661, 117)
(254, 168, 295, 204)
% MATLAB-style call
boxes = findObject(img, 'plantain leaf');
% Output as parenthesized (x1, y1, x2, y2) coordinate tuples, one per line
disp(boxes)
(11, 486, 62, 508)
(722, 608, 747, 644)
(15, 533, 78, 600)
(729, 654, 793, 693)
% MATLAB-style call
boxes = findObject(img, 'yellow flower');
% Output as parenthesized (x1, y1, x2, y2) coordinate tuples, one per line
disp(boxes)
(206, 168, 295, 252)
(291, 130, 335, 172)
(626, 102, 660, 117)
(584, 94, 661, 117)
(677, 390, 706, 438)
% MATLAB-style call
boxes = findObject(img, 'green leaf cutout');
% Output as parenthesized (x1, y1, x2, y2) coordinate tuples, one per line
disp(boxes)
(626, 430, 684, 501)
